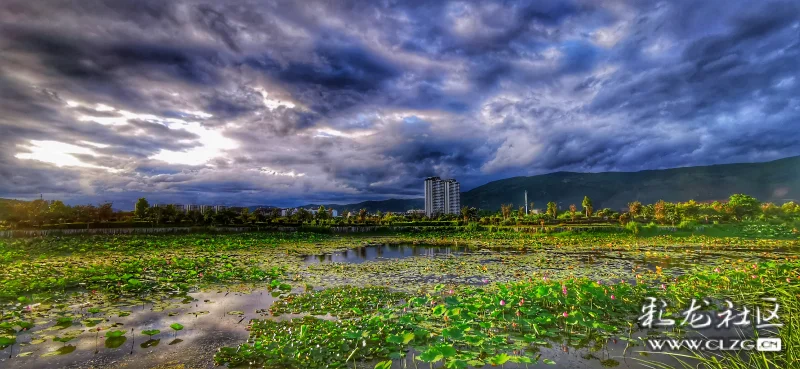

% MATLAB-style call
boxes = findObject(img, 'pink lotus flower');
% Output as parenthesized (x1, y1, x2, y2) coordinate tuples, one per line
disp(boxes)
(500, 300, 506, 306)
(660, 284, 666, 290)
(449, 289, 453, 295)
(198, 272, 204, 278)
(562, 286, 568, 295)
(610, 295, 616, 300)
(714, 268, 720, 273)
(519, 298, 524, 306)
(562, 312, 568, 318)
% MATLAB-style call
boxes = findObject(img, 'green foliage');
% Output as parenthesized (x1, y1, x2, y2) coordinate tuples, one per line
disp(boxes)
(270, 286, 407, 318)
(582, 196, 593, 217)
(464, 222, 482, 232)
(216, 260, 800, 369)
(728, 194, 761, 220)
(546, 202, 558, 218)
(0, 335, 16, 348)
(624, 221, 640, 235)
(105, 330, 125, 338)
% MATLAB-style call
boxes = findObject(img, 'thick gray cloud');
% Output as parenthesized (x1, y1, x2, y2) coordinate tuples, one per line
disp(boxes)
(1, 0, 798, 208)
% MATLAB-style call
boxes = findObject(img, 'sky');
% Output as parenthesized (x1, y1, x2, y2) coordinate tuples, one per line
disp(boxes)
(1, 0, 799, 208)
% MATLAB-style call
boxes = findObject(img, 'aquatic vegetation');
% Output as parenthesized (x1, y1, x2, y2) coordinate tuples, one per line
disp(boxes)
(170, 323, 184, 337)
(216, 260, 799, 369)
(0, 232, 797, 368)
(270, 286, 408, 318)
(142, 329, 160, 337)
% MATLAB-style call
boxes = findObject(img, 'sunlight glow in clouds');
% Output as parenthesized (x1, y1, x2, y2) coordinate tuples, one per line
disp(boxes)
(63, 100, 238, 167)
(314, 128, 376, 139)
(256, 87, 296, 110)
(258, 167, 306, 177)
(15, 140, 118, 172)
(150, 122, 239, 166)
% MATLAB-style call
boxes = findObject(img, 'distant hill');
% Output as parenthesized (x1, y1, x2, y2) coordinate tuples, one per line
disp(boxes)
(298, 198, 424, 213)
(461, 156, 800, 211)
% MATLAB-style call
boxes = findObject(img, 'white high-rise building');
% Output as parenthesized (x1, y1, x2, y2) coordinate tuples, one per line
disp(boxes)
(424, 177, 460, 217)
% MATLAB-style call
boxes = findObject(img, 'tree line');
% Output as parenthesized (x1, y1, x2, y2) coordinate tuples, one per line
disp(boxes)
(479, 194, 799, 226)
(1, 194, 798, 229)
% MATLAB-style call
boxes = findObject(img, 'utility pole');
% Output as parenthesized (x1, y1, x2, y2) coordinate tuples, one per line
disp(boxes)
(524, 190, 528, 214)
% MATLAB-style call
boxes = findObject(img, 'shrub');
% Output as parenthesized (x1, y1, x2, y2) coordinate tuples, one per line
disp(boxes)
(465, 222, 482, 232)
(625, 221, 640, 235)
(678, 220, 699, 230)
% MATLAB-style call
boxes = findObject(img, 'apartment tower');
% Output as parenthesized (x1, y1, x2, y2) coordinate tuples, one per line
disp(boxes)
(424, 177, 461, 217)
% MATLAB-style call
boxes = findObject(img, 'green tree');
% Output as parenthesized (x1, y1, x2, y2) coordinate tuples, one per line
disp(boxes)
(597, 208, 616, 219)
(187, 210, 203, 225)
(149, 206, 164, 224)
(239, 208, 252, 224)
(628, 201, 642, 218)
(295, 208, 312, 222)
(761, 203, 780, 218)
(269, 208, 281, 220)
(727, 194, 760, 221)
(358, 208, 367, 222)
(500, 204, 512, 219)
(569, 204, 577, 221)
(546, 202, 557, 218)
(461, 206, 477, 222)
(619, 212, 632, 225)
(781, 201, 799, 217)
(73, 204, 97, 223)
(677, 200, 699, 220)
(316, 205, 328, 220)
(581, 196, 593, 217)
(654, 200, 667, 224)
(134, 198, 149, 219)
(203, 208, 216, 224)
(98, 202, 113, 222)
(48, 200, 71, 224)
(163, 204, 178, 222)
(665, 202, 680, 225)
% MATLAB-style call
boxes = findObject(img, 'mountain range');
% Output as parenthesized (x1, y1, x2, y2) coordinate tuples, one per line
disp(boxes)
(300, 155, 800, 212)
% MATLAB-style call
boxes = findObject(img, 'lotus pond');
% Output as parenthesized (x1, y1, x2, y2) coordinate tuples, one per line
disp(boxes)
(0, 231, 798, 368)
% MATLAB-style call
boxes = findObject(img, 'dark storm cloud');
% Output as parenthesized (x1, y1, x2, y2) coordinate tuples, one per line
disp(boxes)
(1, 0, 799, 208)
